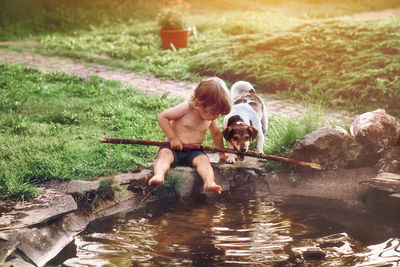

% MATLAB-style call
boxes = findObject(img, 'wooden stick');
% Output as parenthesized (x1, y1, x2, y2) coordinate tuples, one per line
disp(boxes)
(99, 138, 323, 170)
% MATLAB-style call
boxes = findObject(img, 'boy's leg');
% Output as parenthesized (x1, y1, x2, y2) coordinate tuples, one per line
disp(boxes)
(149, 148, 174, 186)
(192, 154, 222, 194)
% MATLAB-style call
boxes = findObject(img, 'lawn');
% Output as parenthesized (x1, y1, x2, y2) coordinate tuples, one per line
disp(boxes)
(0, 63, 176, 199)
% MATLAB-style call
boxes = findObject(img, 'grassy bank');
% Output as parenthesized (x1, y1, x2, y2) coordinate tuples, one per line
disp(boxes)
(0, 63, 175, 199)
(0, 63, 322, 200)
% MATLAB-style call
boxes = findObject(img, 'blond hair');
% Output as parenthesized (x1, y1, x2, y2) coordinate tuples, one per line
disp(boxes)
(189, 77, 232, 115)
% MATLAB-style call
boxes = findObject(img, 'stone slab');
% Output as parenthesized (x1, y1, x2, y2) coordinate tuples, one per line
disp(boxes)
(13, 190, 141, 267)
(15, 212, 90, 267)
(0, 190, 77, 231)
(360, 172, 400, 193)
(89, 190, 139, 219)
(265, 167, 377, 208)
(168, 167, 202, 197)
(4, 254, 35, 267)
(115, 169, 153, 185)
(40, 180, 100, 194)
(0, 238, 19, 265)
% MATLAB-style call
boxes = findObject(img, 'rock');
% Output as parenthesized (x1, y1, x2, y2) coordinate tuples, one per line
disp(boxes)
(167, 167, 203, 198)
(115, 169, 153, 185)
(375, 146, 400, 174)
(8, 189, 143, 267)
(281, 167, 376, 211)
(0, 191, 77, 231)
(4, 254, 35, 267)
(0, 238, 19, 265)
(379, 159, 400, 174)
(360, 172, 400, 192)
(303, 247, 326, 259)
(40, 180, 100, 194)
(362, 172, 400, 214)
(350, 109, 400, 154)
(290, 125, 369, 170)
(14, 213, 90, 267)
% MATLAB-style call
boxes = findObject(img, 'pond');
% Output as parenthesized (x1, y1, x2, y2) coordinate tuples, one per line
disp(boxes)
(51, 192, 400, 266)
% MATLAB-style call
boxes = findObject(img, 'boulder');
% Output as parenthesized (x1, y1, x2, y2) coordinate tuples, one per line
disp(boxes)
(290, 125, 369, 170)
(350, 109, 400, 154)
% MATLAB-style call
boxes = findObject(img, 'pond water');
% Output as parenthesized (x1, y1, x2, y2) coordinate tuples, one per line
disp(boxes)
(52, 192, 400, 266)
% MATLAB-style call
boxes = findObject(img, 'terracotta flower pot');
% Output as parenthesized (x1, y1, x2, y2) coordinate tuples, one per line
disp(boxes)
(160, 28, 190, 50)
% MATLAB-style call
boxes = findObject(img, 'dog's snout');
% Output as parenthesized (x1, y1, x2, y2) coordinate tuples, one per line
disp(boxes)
(240, 147, 247, 153)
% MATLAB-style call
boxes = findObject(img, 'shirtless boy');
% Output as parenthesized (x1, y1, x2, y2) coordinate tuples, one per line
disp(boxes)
(148, 77, 232, 194)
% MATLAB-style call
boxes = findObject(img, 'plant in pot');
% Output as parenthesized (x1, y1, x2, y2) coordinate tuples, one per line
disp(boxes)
(156, 0, 191, 50)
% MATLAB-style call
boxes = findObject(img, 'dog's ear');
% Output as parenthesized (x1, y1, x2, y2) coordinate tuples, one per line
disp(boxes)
(248, 126, 258, 140)
(222, 127, 232, 140)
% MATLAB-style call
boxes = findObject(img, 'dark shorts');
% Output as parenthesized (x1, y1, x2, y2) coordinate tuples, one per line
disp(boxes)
(159, 146, 208, 167)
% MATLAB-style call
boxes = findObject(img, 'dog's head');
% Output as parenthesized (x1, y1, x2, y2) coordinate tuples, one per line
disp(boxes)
(222, 124, 258, 157)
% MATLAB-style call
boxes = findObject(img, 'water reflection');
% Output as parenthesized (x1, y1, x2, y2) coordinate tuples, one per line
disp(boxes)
(55, 194, 400, 266)
(355, 238, 400, 266)
(211, 200, 294, 265)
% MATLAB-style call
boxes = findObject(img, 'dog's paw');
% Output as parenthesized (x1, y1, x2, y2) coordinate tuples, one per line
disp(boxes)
(226, 154, 236, 164)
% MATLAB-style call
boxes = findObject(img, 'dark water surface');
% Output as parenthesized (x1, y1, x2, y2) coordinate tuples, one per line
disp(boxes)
(52, 193, 400, 266)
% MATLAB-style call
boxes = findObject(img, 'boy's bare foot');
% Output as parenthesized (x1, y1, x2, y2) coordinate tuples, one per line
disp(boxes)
(204, 182, 222, 194)
(148, 174, 164, 186)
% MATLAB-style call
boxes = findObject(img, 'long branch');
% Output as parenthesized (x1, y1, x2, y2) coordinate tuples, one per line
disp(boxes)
(99, 138, 323, 170)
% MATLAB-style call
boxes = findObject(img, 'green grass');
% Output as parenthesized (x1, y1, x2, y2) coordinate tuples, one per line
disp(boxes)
(265, 107, 325, 156)
(0, 63, 180, 199)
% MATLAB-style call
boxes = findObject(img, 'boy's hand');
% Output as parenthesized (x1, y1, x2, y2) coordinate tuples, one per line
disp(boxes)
(169, 137, 183, 150)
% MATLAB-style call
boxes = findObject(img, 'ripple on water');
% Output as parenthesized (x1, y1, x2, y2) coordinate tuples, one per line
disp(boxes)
(56, 196, 400, 266)
(354, 238, 400, 266)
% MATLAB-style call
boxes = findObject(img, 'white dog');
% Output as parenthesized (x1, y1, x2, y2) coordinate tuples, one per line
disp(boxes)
(222, 81, 268, 163)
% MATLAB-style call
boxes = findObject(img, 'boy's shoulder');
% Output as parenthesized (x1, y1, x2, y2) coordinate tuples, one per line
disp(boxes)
(175, 101, 193, 110)
(171, 101, 190, 111)
(162, 101, 192, 119)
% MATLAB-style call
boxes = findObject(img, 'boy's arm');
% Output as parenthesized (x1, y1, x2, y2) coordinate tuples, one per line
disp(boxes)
(157, 102, 189, 150)
(209, 120, 228, 162)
